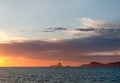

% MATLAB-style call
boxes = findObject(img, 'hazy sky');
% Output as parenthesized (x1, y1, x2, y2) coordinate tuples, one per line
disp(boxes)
(0, 0, 120, 66)
(0, 0, 120, 40)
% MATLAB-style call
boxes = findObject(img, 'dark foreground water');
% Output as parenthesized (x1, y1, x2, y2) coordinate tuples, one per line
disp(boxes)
(0, 67, 120, 83)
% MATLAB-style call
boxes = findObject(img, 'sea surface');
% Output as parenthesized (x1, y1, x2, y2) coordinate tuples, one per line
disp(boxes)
(0, 67, 120, 83)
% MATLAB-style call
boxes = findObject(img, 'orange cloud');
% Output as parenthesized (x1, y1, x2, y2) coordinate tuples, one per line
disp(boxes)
(0, 36, 120, 67)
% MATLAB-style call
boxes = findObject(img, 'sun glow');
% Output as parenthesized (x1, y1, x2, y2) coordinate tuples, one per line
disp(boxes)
(0, 58, 6, 66)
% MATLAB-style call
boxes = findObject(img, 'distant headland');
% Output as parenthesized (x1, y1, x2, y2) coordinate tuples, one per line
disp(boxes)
(81, 62, 120, 67)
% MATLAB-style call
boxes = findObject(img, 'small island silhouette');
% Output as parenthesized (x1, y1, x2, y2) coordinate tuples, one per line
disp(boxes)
(50, 63, 63, 67)
(81, 62, 120, 67)
(50, 63, 71, 67)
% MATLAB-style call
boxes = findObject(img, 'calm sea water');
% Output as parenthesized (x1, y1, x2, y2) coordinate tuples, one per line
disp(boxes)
(0, 67, 120, 83)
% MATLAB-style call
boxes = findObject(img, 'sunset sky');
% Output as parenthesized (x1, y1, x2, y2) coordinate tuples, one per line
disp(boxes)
(0, 0, 120, 67)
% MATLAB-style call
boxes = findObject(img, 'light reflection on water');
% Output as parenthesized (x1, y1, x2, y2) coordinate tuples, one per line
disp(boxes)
(0, 67, 120, 83)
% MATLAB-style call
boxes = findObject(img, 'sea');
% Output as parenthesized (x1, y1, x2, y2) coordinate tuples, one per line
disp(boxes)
(0, 67, 120, 83)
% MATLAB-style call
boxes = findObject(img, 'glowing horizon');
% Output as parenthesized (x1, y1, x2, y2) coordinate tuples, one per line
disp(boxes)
(0, 56, 84, 67)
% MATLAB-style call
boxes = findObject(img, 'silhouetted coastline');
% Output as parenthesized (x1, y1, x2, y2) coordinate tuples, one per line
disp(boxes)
(81, 62, 120, 67)
(49, 62, 120, 68)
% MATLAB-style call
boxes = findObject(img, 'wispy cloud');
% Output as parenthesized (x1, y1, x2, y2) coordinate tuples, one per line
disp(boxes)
(0, 29, 29, 43)
(43, 27, 67, 32)
(70, 18, 120, 38)
(81, 18, 120, 29)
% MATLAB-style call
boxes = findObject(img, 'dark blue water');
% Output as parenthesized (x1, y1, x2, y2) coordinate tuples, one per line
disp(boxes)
(0, 67, 120, 83)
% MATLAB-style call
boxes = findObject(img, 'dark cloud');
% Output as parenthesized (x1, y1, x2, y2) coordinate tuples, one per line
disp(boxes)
(98, 28, 120, 38)
(75, 28, 95, 31)
(0, 36, 120, 63)
(43, 27, 67, 32)
(74, 28, 120, 38)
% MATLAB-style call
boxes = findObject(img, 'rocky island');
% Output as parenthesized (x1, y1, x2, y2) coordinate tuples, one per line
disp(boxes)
(81, 62, 120, 67)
